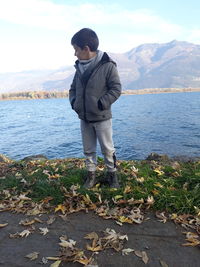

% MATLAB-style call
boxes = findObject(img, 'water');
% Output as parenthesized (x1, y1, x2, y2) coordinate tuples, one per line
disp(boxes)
(0, 92, 200, 160)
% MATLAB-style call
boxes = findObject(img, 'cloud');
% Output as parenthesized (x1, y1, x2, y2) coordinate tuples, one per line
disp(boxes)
(0, 0, 189, 72)
(0, 1, 182, 34)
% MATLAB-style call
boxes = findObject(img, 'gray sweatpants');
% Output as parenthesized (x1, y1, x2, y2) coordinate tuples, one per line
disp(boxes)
(80, 119, 116, 172)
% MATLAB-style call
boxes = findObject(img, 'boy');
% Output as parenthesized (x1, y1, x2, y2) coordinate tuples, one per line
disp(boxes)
(69, 28, 121, 189)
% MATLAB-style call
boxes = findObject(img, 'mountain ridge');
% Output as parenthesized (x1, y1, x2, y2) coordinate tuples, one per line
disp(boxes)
(1, 40, 200, 93)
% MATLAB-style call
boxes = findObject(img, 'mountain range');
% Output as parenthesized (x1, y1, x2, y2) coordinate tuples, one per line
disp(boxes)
(1, 40, 200, 93)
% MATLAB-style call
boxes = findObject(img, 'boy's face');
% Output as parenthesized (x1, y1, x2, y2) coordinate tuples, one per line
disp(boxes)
(73, 44, 89, 60)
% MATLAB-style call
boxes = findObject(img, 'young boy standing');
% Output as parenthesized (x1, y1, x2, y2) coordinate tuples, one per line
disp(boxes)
(69, 28, 121, 189)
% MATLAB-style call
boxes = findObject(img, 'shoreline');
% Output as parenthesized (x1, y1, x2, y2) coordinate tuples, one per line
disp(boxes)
(0, 88, 200, 101)
(1, 153, 200, 164)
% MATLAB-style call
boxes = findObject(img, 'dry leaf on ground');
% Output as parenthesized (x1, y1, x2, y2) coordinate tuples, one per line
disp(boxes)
(47, 215, 56, 225)
(156, 212, 168, 223)
(122, 248, 134, 255)
(39, 227, 49, 235)
(0, 223, 8, 228)
(134, 250, 149, 264)
(50, 260, 62, 267)
(10, 229, 32, 238)
(160, 260, 169, 267)
(25, 252, 39, 261)
(59, 237, 76, 248)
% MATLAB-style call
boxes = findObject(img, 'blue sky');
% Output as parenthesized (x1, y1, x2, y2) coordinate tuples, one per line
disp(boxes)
(0, 0, 200, 73)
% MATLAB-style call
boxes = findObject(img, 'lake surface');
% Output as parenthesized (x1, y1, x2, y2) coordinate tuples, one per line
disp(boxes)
(1, 92, 200, 160)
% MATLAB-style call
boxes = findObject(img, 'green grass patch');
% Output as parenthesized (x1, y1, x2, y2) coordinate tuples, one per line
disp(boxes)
(0, 158, 200, 214)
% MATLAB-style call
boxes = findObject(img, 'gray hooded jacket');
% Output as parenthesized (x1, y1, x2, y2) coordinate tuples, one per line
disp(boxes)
(69, 52, 121, 122)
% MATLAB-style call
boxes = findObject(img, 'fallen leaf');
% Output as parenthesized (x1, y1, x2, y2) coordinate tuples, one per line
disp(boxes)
(26, 206, 42, 216)
(141, 251, 149, 264)
(156, 212, 167, 223)
(146, 196, 154, 205)
(160, 260, 169, 267)
(50, 260, 62, 267)
(18, 194, 32, 201)
(134, 250, 149, 264)
(154, 182, 163, 188)
(20, 229, 32, 237)
(0, 223, 8, 228)
(47, 216, 56, 225)
(123, 185, 132, 194)
(184, 231, 199, 239)
(39, 227, 49, 235)
(86, 244, 102, 252)
(118, 216, 133, 224)
(55, 204, 66, 214)
(10, 229, 32, 239)
(75, 257, 92, 265)
(134, 250, 143, 257)
(84, 232, 99, 240)
(136, 177, 145, 183)
(122, 248, 134, 255)
(154, 169, 164, 176)
(115, 221, 123, 226)
(25, 252, 39, 261)
(59, 237, 76, 248)
(19, 219, 36, 226)
(46, 257, 61, 261)
(182, 239, 200, 246)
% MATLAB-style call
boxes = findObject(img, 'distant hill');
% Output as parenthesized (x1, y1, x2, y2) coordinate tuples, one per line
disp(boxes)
(1, 40, 200, 93)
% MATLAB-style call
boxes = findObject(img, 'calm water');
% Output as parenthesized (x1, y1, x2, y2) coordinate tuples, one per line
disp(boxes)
(0, 92, 200, 160)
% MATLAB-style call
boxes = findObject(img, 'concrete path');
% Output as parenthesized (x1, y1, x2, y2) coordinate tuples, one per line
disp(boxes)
(0, 211, 199, 267)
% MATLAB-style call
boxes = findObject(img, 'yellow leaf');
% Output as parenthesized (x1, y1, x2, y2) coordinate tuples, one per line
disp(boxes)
(154, 169, 164, 176)
(86, 244, 102, 252)
(0, 223, 8, 228)
(118, 216, 133, 224)
(154, 182, 163, 188)
(75, 257, 91, 265)
(50, 260, 62, 267)
(136, 177, 145, 183)
(55, 204, 66, 214)
(83, 194, 92, 203)
(152, 189, 159, 195)
(182, 239, 200, 246)
(114, 195, 123, 200)
(49, 174, 61, 179)
(123, 185, 132, 194)
(170, 213, 177, 220)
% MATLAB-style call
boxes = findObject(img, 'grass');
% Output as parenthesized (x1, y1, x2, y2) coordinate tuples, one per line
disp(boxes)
(0, 157, 200, 215)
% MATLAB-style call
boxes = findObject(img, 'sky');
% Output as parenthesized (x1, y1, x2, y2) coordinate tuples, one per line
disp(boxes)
(0, 0, 200, 73)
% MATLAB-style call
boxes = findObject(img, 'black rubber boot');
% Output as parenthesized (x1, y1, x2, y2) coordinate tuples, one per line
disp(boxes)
(107, 171, 120, 188)
(83, 171, 97, 189)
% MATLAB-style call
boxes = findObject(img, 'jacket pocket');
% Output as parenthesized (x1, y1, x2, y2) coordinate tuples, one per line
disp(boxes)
(86, 95, 101, 115)
(73, 98, 82, 114)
